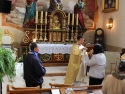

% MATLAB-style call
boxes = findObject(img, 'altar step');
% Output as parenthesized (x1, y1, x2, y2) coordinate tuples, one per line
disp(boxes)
(43, 63, 68, 67)
(44, 66, 67, 76)
(45, 73, 66, 76)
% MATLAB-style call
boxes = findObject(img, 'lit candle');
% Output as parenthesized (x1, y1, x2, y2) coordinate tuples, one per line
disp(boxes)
(76, 14, 78, 26)
(33, 39, 36, 42)
(45, 11, 48, 24)
(68, 13, 70, 25)
(72, 14, 74, 26)
(35, 11, 38, 23)
(40, 11, 43, 23)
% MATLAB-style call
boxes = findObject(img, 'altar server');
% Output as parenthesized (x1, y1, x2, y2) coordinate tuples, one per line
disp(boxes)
(64, 35, 87, 86)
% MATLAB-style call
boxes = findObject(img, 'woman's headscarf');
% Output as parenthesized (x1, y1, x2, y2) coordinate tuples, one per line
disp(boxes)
(93, 44, 104, 54)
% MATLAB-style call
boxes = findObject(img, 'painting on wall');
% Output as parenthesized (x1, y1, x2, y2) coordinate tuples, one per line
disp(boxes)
(2, 0, 26, 31)
(102, 0, 119, 13)
(2, 0, 98, 30)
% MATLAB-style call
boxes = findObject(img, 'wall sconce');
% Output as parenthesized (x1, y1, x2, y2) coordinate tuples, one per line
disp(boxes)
(106, 18, 113, 29)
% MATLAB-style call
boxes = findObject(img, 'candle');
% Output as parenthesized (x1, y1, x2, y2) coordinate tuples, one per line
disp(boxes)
(33, 39, 36, 42)
(76, 14, 78, 25)
(68, 13, 70, 25)
(35, 11, 38, 23)
(40, 11, 43, 23)
(72, 14, 74, 26)
(45, 11, 48, 24)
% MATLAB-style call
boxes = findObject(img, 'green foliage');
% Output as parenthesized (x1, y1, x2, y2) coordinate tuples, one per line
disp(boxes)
(0, 47, 16, 82)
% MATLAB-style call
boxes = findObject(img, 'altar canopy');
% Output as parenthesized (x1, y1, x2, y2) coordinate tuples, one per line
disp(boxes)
(39, 44, 72, 54)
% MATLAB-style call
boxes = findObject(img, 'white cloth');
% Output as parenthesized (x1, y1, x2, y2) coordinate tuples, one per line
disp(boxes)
(76, 45, 87, 81)
(38, 44, 72, 54)
(86, 53, 106, 78)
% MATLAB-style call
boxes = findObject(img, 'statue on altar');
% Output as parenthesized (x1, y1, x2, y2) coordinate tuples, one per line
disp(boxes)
(23, 0, 38, 27)
(52, 15, 61, 29)
(48, 0, 62, 12)
(74, 0, 85, 29)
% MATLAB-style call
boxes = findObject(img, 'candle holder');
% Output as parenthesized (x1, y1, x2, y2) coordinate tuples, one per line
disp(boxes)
(75, 26, 78, 42)
(39, 24, 43, 41)
(66, 30, 69, 42)
(71, 26, 74, 42)
(44, 24, 47, 41)
(35, 24, 38, 41)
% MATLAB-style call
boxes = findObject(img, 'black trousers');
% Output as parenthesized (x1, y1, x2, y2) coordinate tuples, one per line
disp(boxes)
(25, 81, 42, 88)
(89, 77, 104, 85)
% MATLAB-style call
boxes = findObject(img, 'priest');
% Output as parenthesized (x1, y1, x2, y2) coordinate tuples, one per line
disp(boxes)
(64, 35, 87, 86)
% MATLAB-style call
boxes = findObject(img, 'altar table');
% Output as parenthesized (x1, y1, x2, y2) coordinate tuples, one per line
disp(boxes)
(39, 44, 72, 54)
(21, 43, 94, 65)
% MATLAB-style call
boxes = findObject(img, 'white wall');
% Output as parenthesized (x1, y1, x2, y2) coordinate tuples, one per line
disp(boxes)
(102, 0, 125, 48)
(0, 13, 25, 43)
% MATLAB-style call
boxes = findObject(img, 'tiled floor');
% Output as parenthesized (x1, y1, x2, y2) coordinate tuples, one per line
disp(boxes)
(2, 63, 89, 94)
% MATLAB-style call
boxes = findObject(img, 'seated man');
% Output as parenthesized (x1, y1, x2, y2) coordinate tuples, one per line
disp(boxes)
(102, 60, 125, 94)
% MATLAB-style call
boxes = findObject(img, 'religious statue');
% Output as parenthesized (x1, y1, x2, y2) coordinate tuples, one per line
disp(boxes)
(48, 0, 62, 12)
(23, 0, 38, 27)
(74, 0, 85, 29)
(52, 15, 61, 29)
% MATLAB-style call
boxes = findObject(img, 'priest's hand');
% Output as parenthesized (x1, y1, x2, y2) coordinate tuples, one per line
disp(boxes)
(82, 47, 87, 51)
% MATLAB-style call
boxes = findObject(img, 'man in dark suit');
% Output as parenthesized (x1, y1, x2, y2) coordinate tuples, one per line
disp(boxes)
(24, 42, 46, 88)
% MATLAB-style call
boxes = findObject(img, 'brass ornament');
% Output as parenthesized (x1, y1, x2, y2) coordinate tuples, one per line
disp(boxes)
(23, 31, 30, 43)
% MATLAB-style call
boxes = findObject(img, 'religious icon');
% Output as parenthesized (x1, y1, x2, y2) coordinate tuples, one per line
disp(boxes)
(52, 15, 61, 29)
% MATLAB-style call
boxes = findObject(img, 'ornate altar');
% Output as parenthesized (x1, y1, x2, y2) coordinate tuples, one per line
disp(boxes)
(21, 6, 87, 64)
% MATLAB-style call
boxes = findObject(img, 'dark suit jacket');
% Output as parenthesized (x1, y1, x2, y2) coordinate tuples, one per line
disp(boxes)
(24, 52, 46, 84)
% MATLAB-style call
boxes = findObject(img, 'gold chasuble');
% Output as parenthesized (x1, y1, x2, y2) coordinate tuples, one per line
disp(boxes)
(64, 44, 85, 84)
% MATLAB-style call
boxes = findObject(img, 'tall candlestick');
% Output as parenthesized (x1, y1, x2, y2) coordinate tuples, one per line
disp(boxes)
(72, 14, 74, 26)
(68, 13, 70, 25)
(45, 11, 47, 24)
(35, 11, 38, 23)
(76, 14, 78, 25)
(40, 11, 43, 23)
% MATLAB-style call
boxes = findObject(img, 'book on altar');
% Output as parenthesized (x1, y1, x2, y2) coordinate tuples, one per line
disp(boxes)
(51, 89, 60, 94)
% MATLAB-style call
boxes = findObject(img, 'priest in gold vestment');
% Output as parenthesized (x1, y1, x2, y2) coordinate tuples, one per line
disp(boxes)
(64, 35, 87, 85)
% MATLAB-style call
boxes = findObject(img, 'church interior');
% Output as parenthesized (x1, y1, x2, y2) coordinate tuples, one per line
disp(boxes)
(0, 0, 125, 94)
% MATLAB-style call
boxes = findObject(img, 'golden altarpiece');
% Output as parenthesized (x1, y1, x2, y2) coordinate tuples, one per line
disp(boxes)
(21, 7, 87, 64)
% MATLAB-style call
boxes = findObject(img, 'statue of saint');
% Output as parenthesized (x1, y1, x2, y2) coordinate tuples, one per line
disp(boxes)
(48, 0, 62, 12)
(23, 0, 38, 27)
(74, 0, 85, 29)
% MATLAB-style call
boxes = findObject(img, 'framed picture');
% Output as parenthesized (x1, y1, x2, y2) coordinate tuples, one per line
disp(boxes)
(102, 0, 119, 13)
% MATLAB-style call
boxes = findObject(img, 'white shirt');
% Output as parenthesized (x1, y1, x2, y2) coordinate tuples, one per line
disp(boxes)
(86, 53, 106, 78)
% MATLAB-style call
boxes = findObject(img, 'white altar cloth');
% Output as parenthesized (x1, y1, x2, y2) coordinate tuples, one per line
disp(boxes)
(39, 44, 72, 54)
